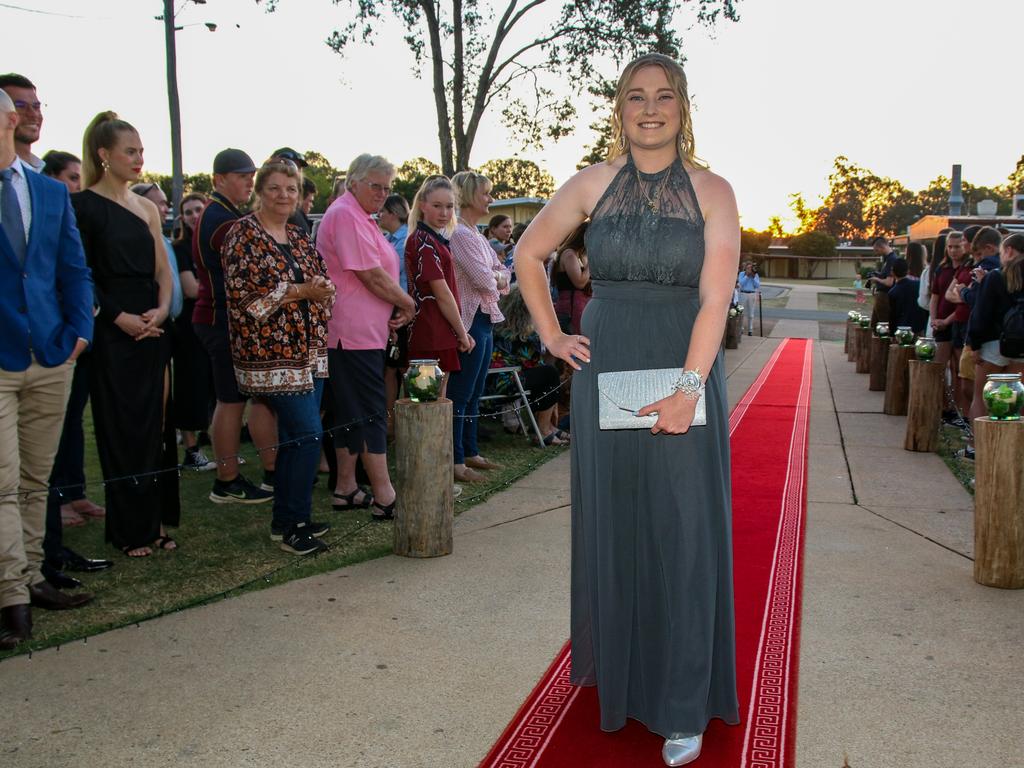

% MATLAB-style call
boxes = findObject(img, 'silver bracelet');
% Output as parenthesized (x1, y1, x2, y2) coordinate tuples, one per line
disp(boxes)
(672, 368, 703, 400)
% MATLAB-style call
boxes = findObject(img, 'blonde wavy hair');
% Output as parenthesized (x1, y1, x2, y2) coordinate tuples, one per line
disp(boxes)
(496, 286, 535, 341)
(606, 53, 706, 169)
(451, 170, 492, 212)
(409, 175, 457, 238)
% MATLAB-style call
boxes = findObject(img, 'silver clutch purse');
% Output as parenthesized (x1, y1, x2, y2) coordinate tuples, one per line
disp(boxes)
(597, 369, 706, 430)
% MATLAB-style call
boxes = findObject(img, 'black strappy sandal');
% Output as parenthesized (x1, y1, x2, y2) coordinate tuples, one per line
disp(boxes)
(370, 498, 396, 522)
(332, 487, 373, 511)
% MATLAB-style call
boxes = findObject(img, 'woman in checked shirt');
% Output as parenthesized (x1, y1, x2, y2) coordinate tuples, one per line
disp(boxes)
(448, 171, 512, 484)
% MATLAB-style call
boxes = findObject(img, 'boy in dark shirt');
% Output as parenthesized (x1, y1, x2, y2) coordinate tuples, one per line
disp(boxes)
(887, 258, 929, 334)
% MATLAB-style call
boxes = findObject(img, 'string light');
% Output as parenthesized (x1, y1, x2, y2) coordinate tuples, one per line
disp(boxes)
(0, 378, 569, 500)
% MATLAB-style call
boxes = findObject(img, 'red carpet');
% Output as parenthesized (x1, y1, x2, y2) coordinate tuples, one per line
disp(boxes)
(480, 338, 813, 767)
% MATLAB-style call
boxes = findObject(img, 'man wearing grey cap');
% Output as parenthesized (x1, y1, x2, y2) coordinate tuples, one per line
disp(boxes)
(192, 149, 276, 504)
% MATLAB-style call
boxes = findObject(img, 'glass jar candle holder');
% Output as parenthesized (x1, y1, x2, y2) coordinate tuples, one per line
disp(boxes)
(982, 373, 1024, 421)
(848, 310, 860, 323)
(914, 336, 936, 362)
(404, 359, 444, 402)
(858, 315, 871, 329)
(894, 326, 914, 347)
(875, 322, 890, 338)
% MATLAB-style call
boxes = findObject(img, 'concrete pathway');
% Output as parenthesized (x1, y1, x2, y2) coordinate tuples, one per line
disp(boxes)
(2, 336, 1021, 767)
(769, 283, 821, 340)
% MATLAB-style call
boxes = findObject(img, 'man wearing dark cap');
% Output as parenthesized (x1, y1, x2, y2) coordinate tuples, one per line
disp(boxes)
(192, 148, 275, 504)
(271, 147, 314, 234)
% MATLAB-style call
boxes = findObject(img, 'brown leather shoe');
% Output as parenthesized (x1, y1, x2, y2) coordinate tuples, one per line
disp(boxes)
(465, 455, 502, 471)
(28, 580, 93, 610)
(454, 466, 487, 483)
(0, 604, 32, 650)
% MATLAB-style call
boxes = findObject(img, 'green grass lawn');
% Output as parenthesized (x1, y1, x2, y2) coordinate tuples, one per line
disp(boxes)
(764, 277, 864, 289)
(3, 412, 565, 659)
(817, 292, 875, 314)
(936, 423, 975, 496)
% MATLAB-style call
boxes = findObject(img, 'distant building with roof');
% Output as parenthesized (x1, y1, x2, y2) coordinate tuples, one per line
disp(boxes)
(489, 197, 545, 225)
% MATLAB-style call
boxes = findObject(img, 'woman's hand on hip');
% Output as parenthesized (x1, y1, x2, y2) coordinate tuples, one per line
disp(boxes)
(638, 391, 697, 435)
(546, 332, 590, 371)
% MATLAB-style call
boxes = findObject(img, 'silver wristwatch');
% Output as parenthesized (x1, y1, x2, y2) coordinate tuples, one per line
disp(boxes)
(672, 368, 703, 400)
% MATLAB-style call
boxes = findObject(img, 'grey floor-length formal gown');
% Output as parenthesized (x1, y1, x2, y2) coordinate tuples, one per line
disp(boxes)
(569, 154, 740, 739)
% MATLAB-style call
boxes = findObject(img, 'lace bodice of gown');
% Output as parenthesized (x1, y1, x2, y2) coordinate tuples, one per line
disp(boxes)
(585, 154, 705, 287)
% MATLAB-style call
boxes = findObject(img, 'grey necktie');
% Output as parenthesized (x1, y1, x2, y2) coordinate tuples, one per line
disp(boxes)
(1, 167, 27, 266)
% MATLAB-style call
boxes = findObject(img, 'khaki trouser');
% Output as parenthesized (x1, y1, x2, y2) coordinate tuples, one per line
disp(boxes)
(0, 360, 73, 609)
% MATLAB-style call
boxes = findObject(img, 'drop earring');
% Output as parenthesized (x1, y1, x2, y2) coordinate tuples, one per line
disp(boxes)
(616, 134, 626, 151)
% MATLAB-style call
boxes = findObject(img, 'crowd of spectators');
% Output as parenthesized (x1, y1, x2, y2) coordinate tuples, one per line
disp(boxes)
(866, 227, 1024, 460)
(0, 73, 581, 650)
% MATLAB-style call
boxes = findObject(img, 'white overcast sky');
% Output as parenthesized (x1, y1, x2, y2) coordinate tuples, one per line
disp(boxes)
(2, 0, 1022, 229)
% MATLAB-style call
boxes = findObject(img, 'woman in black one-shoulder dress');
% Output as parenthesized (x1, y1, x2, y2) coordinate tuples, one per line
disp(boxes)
(72, 111, 177, 558)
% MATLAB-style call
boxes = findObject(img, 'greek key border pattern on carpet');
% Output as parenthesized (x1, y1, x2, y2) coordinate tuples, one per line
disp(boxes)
(487, 646, 575, 768)
(742, 339, 811, 768)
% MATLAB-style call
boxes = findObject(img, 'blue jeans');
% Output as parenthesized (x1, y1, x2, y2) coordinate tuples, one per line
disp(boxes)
(448, 310, 494, 464)
(264, 378, 324, 531)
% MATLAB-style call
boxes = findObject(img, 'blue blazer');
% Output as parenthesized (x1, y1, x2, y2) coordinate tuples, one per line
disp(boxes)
(0, 169, 94, 371)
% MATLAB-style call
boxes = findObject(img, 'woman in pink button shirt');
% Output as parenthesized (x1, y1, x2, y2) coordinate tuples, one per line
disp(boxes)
(316, 154, 415, 521)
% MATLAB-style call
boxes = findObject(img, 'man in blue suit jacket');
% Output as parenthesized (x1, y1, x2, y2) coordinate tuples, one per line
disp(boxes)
(0, 89, 94, 651)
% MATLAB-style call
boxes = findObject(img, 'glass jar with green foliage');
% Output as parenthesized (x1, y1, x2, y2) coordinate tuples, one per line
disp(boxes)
(914, 337, 937, 362)
(894, 326, 914, 347)
(404, 359, 444, 403)
(982, 373, 1024, 421)
(875, 322, 890, 339)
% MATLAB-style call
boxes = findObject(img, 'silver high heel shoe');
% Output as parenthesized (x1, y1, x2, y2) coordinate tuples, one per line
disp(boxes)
(662, 733, 703, 766)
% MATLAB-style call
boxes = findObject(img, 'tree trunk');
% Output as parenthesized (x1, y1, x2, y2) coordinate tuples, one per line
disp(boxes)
(421, 1, 456, 176)
(884, 345, 914, 416)
(973, 418, 1024, 588)
(904, 360, 943, 452)
(393, 398, 454, 558)
(868, 335, 890, 391)
(855, 327, 872, 374)
(844, 320, 851, 355)
(847, 321, 859, 362)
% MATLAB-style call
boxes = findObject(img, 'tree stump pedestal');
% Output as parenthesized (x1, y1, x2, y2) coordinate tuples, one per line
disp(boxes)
(973, 418, 1024, 588)
(869, 335, 890, 391)
(393, 398, 454, 558)
(884, 345, 914, 415)
(725, 315, 741, 350)
(855, 327, 872, 374)
(847, 321, 859, 362)
(904, 360, 943, 452)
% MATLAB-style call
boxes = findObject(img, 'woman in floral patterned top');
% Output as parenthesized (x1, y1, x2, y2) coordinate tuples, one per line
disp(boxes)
(222, 159, 336, 555)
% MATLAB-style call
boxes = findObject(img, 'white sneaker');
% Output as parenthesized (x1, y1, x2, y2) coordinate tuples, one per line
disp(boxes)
(662, 734, 702, 766)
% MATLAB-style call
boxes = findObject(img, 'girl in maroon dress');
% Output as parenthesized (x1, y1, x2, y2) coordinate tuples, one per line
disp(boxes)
(404, 176, 475, 397)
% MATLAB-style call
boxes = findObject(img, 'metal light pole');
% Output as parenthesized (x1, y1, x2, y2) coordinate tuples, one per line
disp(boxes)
(162, 0, 183, 213)
(160, 1, 215, 216)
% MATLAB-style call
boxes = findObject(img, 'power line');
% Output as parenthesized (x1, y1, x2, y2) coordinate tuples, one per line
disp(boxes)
(0, 2, 98, 18)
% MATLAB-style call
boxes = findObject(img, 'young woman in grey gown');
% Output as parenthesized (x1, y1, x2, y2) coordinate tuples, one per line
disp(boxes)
(514, 53, 740, 766)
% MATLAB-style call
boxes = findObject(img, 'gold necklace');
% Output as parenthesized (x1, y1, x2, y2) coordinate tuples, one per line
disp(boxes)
(634, 163, 672, 214)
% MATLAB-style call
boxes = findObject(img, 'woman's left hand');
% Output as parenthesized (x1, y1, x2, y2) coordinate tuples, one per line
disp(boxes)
(637, 391, 698, 435)
(139, 306, 169, 338)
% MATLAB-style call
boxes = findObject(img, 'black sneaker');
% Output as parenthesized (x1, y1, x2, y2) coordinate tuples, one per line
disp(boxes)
(182, 447, 217, 472)
(270, 520, 329, 542)
(280, 524, 329, 555)
(209, 475, 273, 505)
(260, 470, 275, 492)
